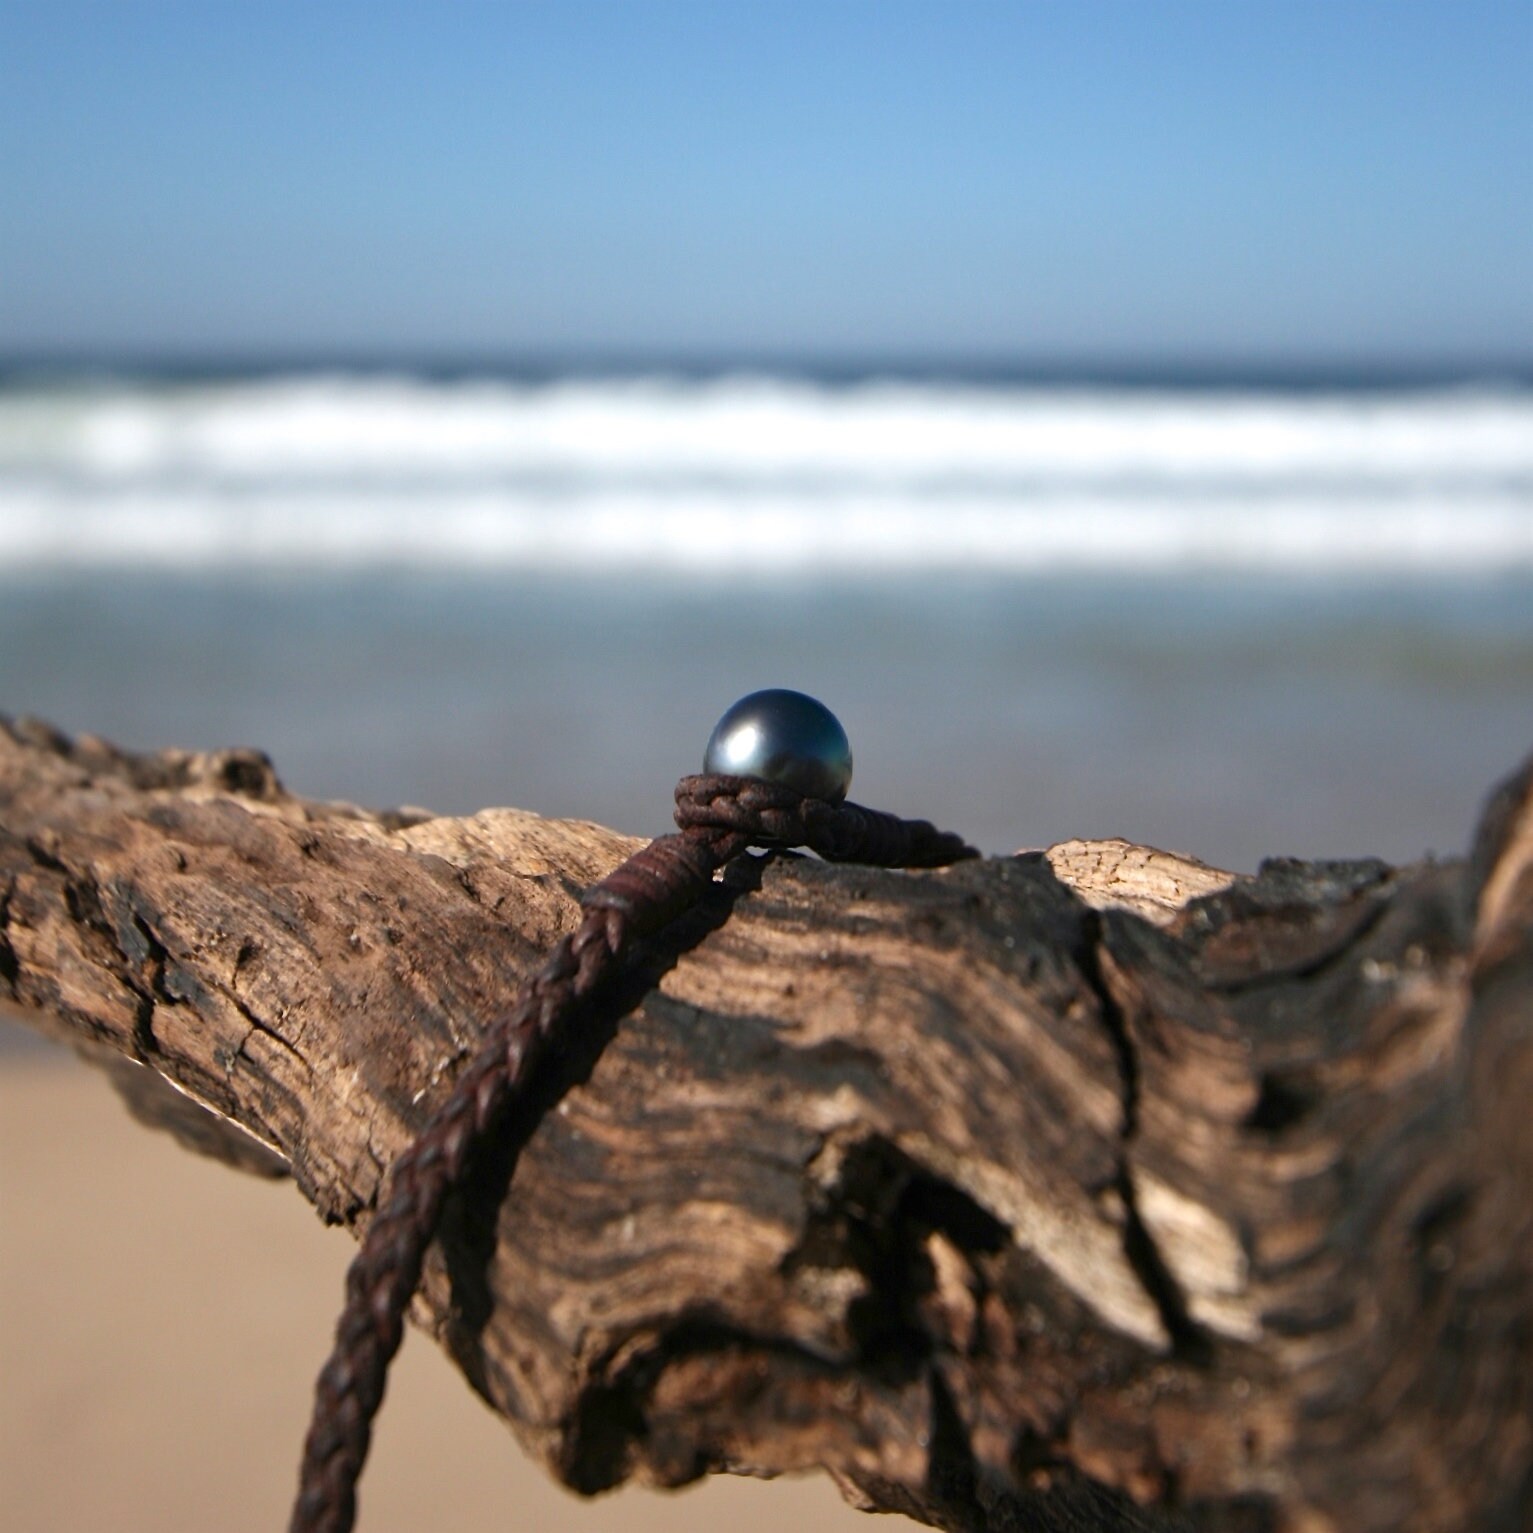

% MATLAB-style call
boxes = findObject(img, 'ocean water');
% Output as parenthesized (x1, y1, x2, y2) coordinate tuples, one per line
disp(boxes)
(1, 367, 1530, 871)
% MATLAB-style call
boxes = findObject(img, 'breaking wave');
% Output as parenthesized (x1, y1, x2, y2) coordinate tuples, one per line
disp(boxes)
(2, 372, 1530, 575)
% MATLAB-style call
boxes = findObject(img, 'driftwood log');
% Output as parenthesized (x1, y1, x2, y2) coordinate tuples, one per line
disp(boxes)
(1, 713, 1529, 1533)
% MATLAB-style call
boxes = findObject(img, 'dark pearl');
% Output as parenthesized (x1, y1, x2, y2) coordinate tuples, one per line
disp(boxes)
(703, 689, 853, 804)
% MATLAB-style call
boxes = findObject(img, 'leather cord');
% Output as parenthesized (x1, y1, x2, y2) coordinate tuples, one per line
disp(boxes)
(290, 772, 977, 1533)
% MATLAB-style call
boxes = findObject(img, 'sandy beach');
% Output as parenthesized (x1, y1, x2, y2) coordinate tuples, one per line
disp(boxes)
(0, 1021, 865, 1533)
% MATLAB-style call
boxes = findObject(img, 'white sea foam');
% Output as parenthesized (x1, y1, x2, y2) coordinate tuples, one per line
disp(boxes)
(1, 373, 1529, 574)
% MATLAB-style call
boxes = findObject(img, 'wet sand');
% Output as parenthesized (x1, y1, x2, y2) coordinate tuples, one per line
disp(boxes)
(0, 1025, 865, 1533)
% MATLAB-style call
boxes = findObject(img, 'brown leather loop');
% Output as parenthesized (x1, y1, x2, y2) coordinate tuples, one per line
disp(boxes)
(675, 773, 979, 867)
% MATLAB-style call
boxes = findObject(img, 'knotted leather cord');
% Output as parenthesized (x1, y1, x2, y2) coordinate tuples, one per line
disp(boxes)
(290, 773, 978, 1533)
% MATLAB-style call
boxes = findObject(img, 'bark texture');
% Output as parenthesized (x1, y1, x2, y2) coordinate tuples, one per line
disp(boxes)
(1, 713, 1529, 1533)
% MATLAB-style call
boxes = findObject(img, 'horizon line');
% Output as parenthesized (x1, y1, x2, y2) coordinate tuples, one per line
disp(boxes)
(3, 346, 1532, 392)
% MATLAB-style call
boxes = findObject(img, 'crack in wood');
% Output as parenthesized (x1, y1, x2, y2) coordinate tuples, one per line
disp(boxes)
(124, 909, 168, 1060)
(1079, 907, 1215, 1367)
(0, 875, 18, 995)
(228, 982, 313, 1079)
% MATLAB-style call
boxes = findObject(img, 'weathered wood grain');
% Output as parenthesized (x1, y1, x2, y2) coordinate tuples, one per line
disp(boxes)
(1, 713, 1528, 1533)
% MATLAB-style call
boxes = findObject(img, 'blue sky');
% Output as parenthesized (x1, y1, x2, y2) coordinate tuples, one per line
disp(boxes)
(1, 1, 1528, 365)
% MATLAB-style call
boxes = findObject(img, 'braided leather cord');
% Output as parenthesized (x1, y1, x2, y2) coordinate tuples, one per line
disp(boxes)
(290, 774, 977, 1533)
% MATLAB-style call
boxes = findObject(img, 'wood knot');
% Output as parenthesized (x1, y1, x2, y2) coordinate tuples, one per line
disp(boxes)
(202, 748, 283, 802)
